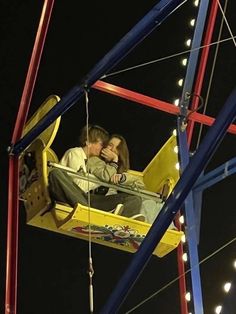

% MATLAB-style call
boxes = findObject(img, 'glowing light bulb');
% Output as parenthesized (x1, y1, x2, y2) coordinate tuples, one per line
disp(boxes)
(172, 129, 177, 136)
(215, 305, 222, 314)
(181, 58, 188, 66)
(181, 234, 186, 243)
(182, 253, 188, 262)
(186, 39, 192, 47)
(174, 99, 180, 106)
(223, 282, 231, 293)
(175, 162, 180, 170)
(178, 78, 184, 86)
(174, 146, 178, 153)
(185, 292, 191, 301)
(179, 215, 185, 224)
(194, 0, 200, 7)
(190, 19, 195, 27)
(233, 260, 236, 269)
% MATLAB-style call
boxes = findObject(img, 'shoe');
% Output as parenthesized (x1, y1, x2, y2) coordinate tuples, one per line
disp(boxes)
(130, 214, 146, 222)
(113, 204, 124, 215)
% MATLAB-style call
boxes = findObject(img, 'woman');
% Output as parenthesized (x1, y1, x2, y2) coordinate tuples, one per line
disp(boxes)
(90, 134, 176, 228)
(87, 134, 145, 221)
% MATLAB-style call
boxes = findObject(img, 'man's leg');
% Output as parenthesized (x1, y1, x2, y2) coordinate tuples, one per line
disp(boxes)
(48, 168, 88, 207)
(90, 192, 142, 217)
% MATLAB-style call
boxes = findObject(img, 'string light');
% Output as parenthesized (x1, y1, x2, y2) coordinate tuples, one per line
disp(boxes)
(177, 78, 184, 86)
(172, 129, 177, 136)
(181, 234, 186, 243)
(182, 253, 188, 262)
(175, 162, 180, 170)
(185, 39, 192, 47)
(181, 58, 188, 66)
(233, 259, 236, 269)
(174, 98, 180, 106)
(194, 0, 199, 7)
(189, 19, 195, 27)
(214, 259, 236, 313)
(185, 292, 191, 301)
(179, 215, 185, 224)
(215, 305, 222, 314)
(223, 282, 231, 293)
(174, 146, 179, 153)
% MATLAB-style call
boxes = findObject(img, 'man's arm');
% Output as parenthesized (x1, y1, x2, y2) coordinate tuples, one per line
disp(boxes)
(87, 156, 118, 182)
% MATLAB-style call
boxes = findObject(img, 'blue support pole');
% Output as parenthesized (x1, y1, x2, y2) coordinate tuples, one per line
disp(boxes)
(11, 0, 186, 156)
(179, 0, 210, 117)
(176, 1, 210, 312)
(177, 121, 204, 314)
(99, 87, 236, 313)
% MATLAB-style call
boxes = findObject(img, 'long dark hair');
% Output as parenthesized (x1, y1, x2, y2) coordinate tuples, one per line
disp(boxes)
(110, 134, 130, 173)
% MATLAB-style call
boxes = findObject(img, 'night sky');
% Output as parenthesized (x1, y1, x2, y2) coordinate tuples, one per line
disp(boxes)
(1, 1, 236, 313)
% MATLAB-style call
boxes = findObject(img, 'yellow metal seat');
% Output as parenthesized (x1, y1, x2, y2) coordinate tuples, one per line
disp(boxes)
(20, 95, 183, 258)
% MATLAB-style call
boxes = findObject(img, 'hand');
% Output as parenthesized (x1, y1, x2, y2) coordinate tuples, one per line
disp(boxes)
(101, 148, 118, 162)
(110, 174, 122, 184)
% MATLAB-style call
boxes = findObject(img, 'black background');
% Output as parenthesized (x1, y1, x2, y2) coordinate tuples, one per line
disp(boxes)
(1, 1, 236, 313)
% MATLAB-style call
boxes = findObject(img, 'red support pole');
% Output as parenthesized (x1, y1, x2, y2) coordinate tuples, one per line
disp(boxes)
(5, 1, 54, 313)
(93, 80, 236, 135)
(187, 0, 219, 144)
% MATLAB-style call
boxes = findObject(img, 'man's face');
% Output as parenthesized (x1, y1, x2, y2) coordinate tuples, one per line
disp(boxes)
(89, 139, 104, 156)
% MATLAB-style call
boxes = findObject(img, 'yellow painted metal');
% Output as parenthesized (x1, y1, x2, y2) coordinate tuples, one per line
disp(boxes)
(22, 94, 61, 150)
(20, 95, 183, 258)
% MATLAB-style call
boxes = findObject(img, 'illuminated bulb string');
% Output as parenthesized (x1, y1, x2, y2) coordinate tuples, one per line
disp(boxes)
(124, 237, 236, 314)
(214, 263, 236, 314)
(101, 35, 236, 79)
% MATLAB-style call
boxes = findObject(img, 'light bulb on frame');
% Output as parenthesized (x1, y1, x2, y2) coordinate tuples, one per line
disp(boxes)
(189, 19, 195, 27)
(179, 215, 185, 224)
(181, 234, 186, 243)
(182, 253, 188, 262)
(177, 78, 184, 86)
(181, 58, 188, 66)
(223, 282, 231, 293)
(215, 305, 222, 314)
(174, 98, 180, 106)
(194, 0, 200, 7)
(174, 146, 178, 153)
(185, 292, 191, 301)
(185, 39, 192, 47)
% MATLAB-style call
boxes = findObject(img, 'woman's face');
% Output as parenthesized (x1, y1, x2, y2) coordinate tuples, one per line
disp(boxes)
(107, 137, 121, 155)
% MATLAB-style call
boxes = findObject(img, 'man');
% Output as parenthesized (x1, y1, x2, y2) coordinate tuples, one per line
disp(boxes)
(48, 124, 144, 220)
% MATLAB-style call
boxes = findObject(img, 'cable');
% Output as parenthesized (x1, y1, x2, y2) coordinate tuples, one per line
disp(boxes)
(125, 236, 236, 313)
(217, 0, 236, 47)
(101, 35, 236, 79)
(84, 88, 95, 314)
(195, 0, 229, 150)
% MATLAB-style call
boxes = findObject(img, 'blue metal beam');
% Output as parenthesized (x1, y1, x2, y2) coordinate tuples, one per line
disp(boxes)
(177, 122, 204, 314)
(177, 1, 210, 312)
(193, 157, 236, 192)
(11, 0, 186, 156)
(100, 87, 236, 313)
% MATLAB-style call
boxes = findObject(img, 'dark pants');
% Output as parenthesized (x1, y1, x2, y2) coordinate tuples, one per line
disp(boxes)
(48, 168, 142, 217)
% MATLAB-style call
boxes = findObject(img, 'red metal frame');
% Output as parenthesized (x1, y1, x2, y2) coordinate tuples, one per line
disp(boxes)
(93, 80, 236, 134)
(5, 1, 55, 313)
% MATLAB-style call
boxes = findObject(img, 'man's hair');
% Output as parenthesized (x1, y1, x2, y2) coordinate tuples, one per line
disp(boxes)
(79, 124, 109, 147)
